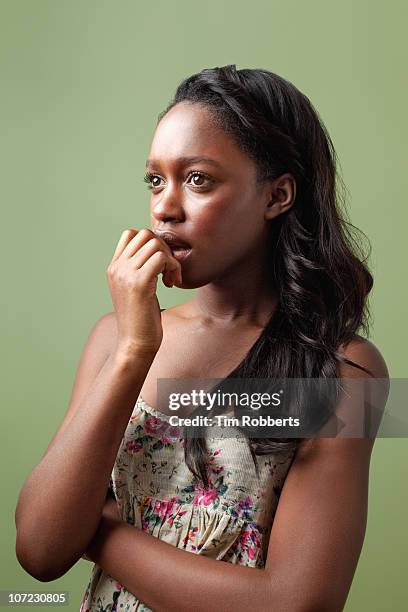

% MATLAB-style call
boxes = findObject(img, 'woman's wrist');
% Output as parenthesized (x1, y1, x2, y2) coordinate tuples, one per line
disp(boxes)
(113, 341, 158, 367)
(85, 515, 118, 564)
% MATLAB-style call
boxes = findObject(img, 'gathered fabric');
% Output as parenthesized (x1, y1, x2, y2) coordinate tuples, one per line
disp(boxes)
(80, 396, 296, 611)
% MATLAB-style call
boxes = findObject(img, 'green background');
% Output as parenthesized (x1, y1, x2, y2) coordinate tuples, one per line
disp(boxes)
(1, 1, 406, 610)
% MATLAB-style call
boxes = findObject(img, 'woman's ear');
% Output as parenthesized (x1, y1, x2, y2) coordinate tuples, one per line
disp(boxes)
(264, 173, 297, 220)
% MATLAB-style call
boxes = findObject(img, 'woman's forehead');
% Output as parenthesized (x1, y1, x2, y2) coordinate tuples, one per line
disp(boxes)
(148, 103, 252, 172)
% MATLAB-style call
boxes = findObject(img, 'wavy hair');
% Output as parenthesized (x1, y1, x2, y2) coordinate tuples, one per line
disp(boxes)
(157, 64, 374, 486)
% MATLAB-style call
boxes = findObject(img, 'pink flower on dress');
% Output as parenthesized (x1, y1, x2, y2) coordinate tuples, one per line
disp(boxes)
(239, 529, 251, 546)
(125, 440, 143, 453)
(208, 448, 222, 462)
(250, 529, 261, 547)
(153, 497, 177, 518)
(144, 417, 181, 443)
(144, 416, 163, 434)
(192, 481, 219, 506)
(235, 525, 261, 562)
(247, 546, 256, 560)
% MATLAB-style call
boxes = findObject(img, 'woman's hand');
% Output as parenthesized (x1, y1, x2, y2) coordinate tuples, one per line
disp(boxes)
(107, 228, 182, 356)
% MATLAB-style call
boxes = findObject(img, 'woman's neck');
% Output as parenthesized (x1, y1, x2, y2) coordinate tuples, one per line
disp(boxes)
(192, 277, 278, 328)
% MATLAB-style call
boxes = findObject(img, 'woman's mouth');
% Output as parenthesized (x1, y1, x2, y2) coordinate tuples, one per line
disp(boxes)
(154, 231, 192, 262)
(170, 246, 192, 261)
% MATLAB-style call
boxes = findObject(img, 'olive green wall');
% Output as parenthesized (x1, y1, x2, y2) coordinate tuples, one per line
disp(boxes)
(1, 1, 406, 610)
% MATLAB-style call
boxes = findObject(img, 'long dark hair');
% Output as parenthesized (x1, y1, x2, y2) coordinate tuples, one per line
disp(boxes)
(157, 64, 374, 486)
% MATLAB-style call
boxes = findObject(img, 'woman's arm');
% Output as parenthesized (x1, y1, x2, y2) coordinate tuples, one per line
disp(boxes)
(83, 338, 389, 612)
(15, 312, 156, 582)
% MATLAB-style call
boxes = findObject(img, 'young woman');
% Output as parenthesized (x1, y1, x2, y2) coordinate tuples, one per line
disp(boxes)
(15, 65, 389, 611)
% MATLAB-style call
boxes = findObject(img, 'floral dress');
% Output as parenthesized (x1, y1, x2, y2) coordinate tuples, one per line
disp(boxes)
(80, 396, 296, 612)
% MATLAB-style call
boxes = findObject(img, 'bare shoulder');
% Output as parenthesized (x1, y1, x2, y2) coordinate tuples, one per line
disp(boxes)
(298, 336, 390, 461)
(161, 299, 197, 321)
(336, 334, 389, 379)
(159, 300, 199, 338)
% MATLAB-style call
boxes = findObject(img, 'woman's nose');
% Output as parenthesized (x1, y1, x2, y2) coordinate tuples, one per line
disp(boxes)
(151, 189, 185, 223)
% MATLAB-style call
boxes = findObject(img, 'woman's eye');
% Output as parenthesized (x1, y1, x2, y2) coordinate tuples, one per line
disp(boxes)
(150, 175, 162, 188)
(187, 171, 209, 187)
(144, 172, 161, 189)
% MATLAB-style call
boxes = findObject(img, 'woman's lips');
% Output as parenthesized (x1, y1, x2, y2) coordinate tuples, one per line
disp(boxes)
(154, 231, 192, 261)
(170, 246, 192, 261)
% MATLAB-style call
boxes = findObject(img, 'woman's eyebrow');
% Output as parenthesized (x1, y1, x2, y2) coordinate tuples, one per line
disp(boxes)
(145, 155, 222, 169)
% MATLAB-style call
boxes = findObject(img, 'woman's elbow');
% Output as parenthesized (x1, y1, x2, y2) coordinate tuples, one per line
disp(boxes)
(16, 538, 51, 582)
(15, 532, 78, 583)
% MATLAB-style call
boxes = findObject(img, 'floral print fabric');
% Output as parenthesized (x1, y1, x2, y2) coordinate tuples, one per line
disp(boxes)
(80, 396, 296, 611)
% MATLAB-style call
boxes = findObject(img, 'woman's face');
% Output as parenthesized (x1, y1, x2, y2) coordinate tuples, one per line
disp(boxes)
(146, 101, 273, 289)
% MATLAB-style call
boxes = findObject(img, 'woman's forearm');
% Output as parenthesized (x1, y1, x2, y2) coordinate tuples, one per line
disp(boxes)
(86, 518, 274, 612)
(15, 348, 154, 581)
